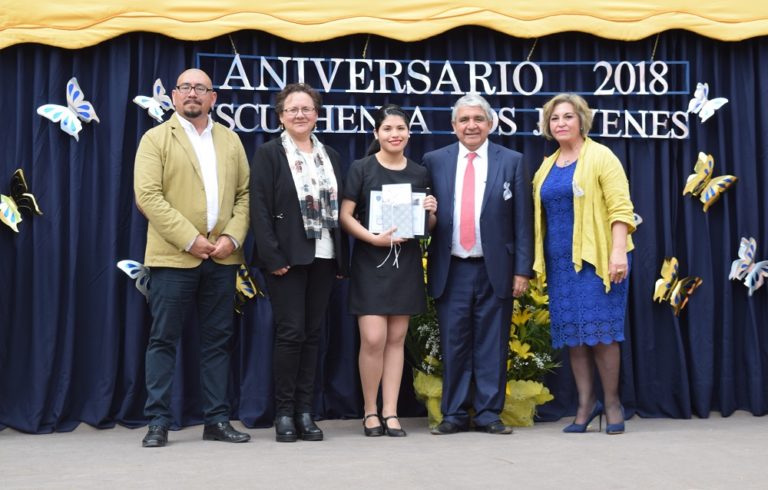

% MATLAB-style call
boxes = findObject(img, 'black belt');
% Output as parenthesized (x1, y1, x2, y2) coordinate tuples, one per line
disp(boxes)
(452, 255, 484, 262)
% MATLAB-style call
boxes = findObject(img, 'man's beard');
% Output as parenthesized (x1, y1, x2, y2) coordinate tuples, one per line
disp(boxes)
(182, 102, 203, 119)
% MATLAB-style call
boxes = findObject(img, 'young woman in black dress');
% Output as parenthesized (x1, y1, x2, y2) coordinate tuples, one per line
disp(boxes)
(340, 105, 437, 437)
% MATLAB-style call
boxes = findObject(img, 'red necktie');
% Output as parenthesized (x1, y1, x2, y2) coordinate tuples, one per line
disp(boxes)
(460, 152, 477, 251)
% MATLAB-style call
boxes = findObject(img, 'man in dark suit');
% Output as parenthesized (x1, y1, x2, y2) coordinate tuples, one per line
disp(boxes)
(423, 94, 533, 435)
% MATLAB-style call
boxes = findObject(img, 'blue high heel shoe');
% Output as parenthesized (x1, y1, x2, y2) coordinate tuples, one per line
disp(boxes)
(605, 405, 626, 435)
(562, 401, 603, 433)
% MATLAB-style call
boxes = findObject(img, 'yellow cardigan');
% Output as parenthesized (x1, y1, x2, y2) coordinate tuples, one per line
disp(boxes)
(532, 137, 635, 292)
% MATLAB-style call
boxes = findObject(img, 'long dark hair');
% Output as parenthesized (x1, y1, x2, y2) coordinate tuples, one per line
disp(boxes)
(366, 104, 410, 156)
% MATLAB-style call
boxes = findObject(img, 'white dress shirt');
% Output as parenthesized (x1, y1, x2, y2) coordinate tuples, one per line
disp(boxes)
(451, 139, 489, 257)
(176, 113, 219, 234)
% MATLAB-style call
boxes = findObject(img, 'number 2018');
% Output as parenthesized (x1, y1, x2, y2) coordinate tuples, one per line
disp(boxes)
(593, 61, 669, 95)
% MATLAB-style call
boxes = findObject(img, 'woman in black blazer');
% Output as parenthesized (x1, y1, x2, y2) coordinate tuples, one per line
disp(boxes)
(250, 83, 349, 442)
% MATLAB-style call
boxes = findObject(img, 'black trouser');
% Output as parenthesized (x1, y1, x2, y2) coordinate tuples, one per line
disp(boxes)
(144, 261, 238, 427)
(264, 259, 336, 417)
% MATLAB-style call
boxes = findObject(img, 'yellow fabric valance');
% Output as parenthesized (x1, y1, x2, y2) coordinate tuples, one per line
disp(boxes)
(1, 0, 766, 49)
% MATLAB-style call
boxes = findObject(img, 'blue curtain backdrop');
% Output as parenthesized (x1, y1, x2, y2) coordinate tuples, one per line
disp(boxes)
(0, 28, 766, 433)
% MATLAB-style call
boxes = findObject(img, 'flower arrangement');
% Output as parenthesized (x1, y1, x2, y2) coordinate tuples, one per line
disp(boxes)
(406, 244, 560, 426)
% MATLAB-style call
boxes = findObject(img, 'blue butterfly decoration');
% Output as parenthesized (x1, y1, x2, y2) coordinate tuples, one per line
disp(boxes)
(36, 77, 100, 141)
(687, 82, 728, 123)
(729, 237, 768, 296)
(117, 260, 150, 301)
(133, 78, 174, 123)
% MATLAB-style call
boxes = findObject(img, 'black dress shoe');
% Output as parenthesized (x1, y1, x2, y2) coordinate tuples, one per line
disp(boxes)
(382, 415, 407, 437)
(294, 413, 323, 441)
(275, 415, 298, 442)
(203, 422, 251, 443)
(430, 420, 462, 435)
(363, 413, 384, 437)
(476, 420, 513, 434)
(142, 425, 168, 448)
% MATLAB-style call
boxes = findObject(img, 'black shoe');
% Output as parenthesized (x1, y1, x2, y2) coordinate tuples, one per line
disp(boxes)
(275, 415, 298, 442)
(142, 425, 168, 448)
(476, 420, 513, 435)
(294, 413, 324, 441)
(363, 413, 384, 437)
(382, 415, 407, 437)
(430, 420, 462, 435)
(203, 422, 251, 443)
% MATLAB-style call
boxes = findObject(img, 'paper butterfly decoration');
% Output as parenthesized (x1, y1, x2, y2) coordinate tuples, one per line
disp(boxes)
(117, 260, 262, 310)
(0, 169, 43, 233)
(653, 257, 703, 316)
(133, 78, 174, 123)
(687, 82, 728, 123)
(682, 152, 737, 212)
(36, 77, 99, 141)
(117, 260, 150, 300)
(729, 237, 768, 296)
(235, 264, 263, 314)
(633, 213, 643, 228)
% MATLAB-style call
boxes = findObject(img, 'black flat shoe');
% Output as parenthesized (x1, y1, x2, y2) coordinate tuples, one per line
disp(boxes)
(382, 415, 407, 437)
(275, 415, 298, 442)
(142, 425, 168, 448)
(294, 413, 323, 441)
(476, 420, 513, 435)
(203, 422, 251, 443)
(363, 413, 384, 437)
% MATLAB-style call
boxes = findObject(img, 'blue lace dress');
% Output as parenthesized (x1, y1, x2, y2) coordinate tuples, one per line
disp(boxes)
(540, 162, 630, 348)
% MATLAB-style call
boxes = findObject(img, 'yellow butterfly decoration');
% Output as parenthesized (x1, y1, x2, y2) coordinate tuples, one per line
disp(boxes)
(682, 152, 737, 212)
(235, 264, 264, 314)
(653, 257, 703, 316)
(0, 169, 43, 232)
(117, 261, 262, 313)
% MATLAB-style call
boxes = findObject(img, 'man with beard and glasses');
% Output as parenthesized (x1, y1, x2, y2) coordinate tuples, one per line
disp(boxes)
(134, 68, 251, 447)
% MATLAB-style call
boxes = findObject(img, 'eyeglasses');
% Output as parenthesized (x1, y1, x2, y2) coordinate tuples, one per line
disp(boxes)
(176, 84, 213, 95)
(283, 106, 317, 116)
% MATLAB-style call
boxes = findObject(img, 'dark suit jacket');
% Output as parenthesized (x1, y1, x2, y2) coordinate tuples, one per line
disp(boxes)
(250, 137, 349, 276)
(423, 141, 533, 299)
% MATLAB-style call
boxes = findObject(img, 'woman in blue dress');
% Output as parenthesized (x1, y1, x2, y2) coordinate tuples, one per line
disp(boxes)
(532, 94, 636, 434)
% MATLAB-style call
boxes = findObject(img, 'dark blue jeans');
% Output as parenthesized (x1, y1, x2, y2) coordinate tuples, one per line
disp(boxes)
(144, 260, 238, 427)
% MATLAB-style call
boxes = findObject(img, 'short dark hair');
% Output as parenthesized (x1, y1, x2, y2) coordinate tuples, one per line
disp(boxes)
(274, 83, 322, 114)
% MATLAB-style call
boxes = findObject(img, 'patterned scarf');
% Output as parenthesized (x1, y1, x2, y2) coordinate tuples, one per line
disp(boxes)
(280, 131, 339, 239)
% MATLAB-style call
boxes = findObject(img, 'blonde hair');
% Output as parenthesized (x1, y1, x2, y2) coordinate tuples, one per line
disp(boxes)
(539, 93, 593, 140)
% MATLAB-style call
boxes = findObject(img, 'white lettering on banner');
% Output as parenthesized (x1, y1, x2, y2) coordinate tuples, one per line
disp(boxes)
(202, 54, 692, 139)
(434, 61, 462, 95)
(214, 103, 690, 139)
(467, 62, 495, 94)
(377, 60, 405, 93)
(497, 107, 518, 136)
(406, 60, 431, 94)
(512, 61, 544, 96)
(220, 54, 254, 90)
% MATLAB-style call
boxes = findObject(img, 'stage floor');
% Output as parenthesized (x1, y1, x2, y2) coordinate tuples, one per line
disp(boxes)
(1, 412, 766, 489)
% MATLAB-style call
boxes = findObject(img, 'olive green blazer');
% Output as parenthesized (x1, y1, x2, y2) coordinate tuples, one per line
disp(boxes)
(134, 114, 250, 268)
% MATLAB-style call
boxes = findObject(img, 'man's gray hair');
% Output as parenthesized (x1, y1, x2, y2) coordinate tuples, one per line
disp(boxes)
(451, 94, 494, 123)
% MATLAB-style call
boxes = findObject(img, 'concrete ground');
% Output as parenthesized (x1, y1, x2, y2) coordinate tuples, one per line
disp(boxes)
(1, 412, 766, 489)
